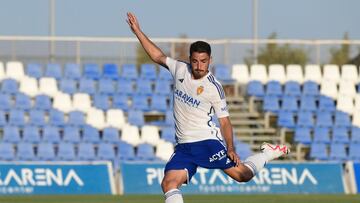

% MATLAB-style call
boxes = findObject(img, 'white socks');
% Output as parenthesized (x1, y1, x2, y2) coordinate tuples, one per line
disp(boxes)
(165, 189, 183, 203)
(243, 153, 269, 175)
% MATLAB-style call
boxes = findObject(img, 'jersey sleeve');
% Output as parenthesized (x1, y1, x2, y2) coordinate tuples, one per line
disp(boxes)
(165, 57, 178, 78)
(211, 86, 230, 118)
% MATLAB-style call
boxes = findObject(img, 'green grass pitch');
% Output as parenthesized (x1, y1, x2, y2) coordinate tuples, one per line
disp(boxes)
(0, 195, 359, 203)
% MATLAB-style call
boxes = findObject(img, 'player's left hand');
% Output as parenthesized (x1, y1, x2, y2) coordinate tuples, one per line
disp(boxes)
(227, 149, 240, 167)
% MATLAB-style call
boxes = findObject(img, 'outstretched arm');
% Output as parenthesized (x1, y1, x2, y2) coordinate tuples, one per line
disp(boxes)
(126, 12, 168, 68)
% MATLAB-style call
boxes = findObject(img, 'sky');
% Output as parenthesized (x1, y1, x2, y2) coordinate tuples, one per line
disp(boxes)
(0, 0, 359, 40)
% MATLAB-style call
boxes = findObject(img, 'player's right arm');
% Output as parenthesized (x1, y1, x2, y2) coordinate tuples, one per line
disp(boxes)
(126, 12, 168, 68)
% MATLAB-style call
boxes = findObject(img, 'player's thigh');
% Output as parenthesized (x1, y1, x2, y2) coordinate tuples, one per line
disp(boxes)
(162, 169, 188, 191)
(223, 163, 253, 182)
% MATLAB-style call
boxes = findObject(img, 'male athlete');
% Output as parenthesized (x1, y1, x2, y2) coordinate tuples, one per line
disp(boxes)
(127, 12, 289, 203)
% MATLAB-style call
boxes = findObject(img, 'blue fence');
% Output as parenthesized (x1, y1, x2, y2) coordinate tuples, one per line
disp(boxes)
(0, 161, 115, 195)
(120, 162, 345, 194)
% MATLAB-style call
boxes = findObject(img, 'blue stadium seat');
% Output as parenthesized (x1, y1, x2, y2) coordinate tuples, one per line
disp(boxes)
(313, 127, 330, 144)
(117, 141, 136, 161)
(57, 142, 76, 161)
(315, 111, 333, 128)
(303, 81, 319, 96)
(132, 94, 150, 111)
(135, 79, 153, 96)
(45, 63, 62, 79)
(247, 81, 264, 97)
(97, 143, 116, 160)
(161, 127, 175, 143)
(164, 110, 174, 126)
(8, 109, 26, 127)
(158, 67, 173, 81)
(49, 109, 65, 126)
(82, 125, 100, 144)
(34, 95, 52, 111)
(0, 110, 6, 127)
(310, 143, 328, 160)
(37, 142, 56, 161)
(136, 143, 156, 161)
(0, 93, 12, 111)
(93, 94, 110, 110)
(0, 142, 15, 161)
(68, 111, 85, 127)
(42, 125, 61, 144)
(349, 143, 360, 161)
(98, 78, 115, 95)
(79, 78, 96, 95)
(2, 126, 21, 143)
(77, 143, 96, 161)
(140, 64, 157, 80)
(334, 111, 351, 128)
(318, 96, 336, 112)
(297, 111, 314, 127)
(117, 78, 134, 95)
(332, 127, 349, 144)
(151, 94, 168, 112)
(103, 63, 119, 80)
(83, 63, 101, 80)
(263, 95, 280, 113)
(26, 63, 43, 79)
(214, 64, 235, 84)
(59, 79, 77, 94)
(14, 93, 32, 111)
(64, 63, 81, 80)
(22, 126, 41, 143)
(277, 111, 295, 128)
(351, 127, 360, 143)
(63, 126, 81, 143)
(281, 95, 298, 112)
(1, 79, 18, 94)
(294, 127, 312, 144)
(299, 95, 317, 112)
(102, 127, 120, 143)
(235, 141, 253, 159)
(329, 143, 347, 161)
(112, 94, 130, 111)
(121, 64, 138, 80)
(265, 81, 282, 97)
(17, 142, 35, 161)
(284, 81, 301, 97)
(154, 79, 172, 95)
(127, 109, 145, 126)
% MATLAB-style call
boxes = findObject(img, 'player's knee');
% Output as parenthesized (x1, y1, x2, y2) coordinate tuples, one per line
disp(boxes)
(161, 178, 180, 193)
(233, 170, 254, 183)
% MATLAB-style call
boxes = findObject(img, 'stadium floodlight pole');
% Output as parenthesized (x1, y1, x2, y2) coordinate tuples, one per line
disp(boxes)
(49, 0, 55, 62)
(252, 0, 258, 64)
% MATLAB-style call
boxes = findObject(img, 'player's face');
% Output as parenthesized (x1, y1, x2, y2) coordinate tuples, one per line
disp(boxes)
(190, 52, 211, 79)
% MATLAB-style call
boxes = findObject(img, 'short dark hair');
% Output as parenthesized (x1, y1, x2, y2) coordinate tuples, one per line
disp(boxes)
(189, 41, 211, 56)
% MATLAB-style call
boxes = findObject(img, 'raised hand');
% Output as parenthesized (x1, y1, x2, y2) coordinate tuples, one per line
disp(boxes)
(126, 12, 141, 34)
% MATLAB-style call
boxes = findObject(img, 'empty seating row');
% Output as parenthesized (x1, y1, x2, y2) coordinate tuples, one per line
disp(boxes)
(294, 126, 360, 144)
(309, 142, 360, 161)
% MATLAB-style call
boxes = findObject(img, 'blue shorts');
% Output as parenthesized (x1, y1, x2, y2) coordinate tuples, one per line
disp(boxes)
(164, 139, 236, 183)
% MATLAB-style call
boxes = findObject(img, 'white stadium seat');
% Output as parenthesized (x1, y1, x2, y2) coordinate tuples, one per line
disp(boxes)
(53, 92, 73, 113)
(0, 62, 5, 81)
(250, 64, 267, 84)
(6, 61, 25, 81)
(338, 80, 356, 98)
(336, 95, 354, 115)
(352, 110, 360, 127)
(86, 108, 106, 129)
(19, 76, 39, 97)
(140, 125, 160, 145)
(231, 64, 249, 84)
(155, 140, 174, 161)
(304, 64, 322, 83)
(72, 93, 92, 113)
(320, 80, 338, 99)
(341, 64, 358, 83)
(39, 77, 58, 97)
(121, 124, 141, 146)
(268, 64, 286, 83)
(323, 64, 340, 83)
(286, 64, 303, 83)
(106, 109, 126, 129)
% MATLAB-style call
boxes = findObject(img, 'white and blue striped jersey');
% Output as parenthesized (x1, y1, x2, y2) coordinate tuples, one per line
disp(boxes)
(166, 57, 229, 144)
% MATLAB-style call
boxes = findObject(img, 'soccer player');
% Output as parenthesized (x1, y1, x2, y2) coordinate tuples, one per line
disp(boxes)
(126, 12, 289, 203)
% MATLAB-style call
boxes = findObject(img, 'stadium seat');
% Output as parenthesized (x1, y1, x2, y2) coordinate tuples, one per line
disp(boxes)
(106, 109, 126, 129)
(63, 126, 81, 143)
(318, 96, 336, 112)
(140, 64, 157, 80)
(68, 111, 86, 127)
(151, 94, 169, 112)
(0, 142, 15, 161)
(294, 127, 312, 145)
(332, 127, 349, 144)
(102, 127, 120, 143)
(329, 143, 347, 161)
(135, 79, 153, 96)
(265, 81, 282, 97)
(341, 64, 358, 83)
(83, 63, 101, 80)
(53, 92, 73, 113)
(323, 64, 340, 83)
(64, 63, 81, 80)
(121, 64, 138, 80)
(79, 78, 96, 95)
(86, 108, 106, 129)
(136, 143, 156, 161)
(351, 127, 360, 143)
(57, 142, 76, 161)
(45, 63, 62, 80)
(338, 80, 356, 98)
(103, 63, 119, 80)
(22, 126, 41, 143)
(250, 64, 267, 84)
(93, 94, 110, 110)
(296, 111, 314, 127)
(0, 110, 6, 127)
(82, 124, 101, 143)
(263, 95, 280, 113)
(140, 125, 160, 145)
(0, 93, 12, 111)
(158, 67, 173, 81)
(117, 78, 134, 95)
(48, 109, 66, 127)
(26, 63, 43, 79)
(315, 111, 333, 128)
(334, 111, 351, 128)
(299, 95, 317, 112)
(34, 94, 52, 111)
(97, 143, 117, 161)
(72, 93, 92, 113)
(268, 64, 286, 84)
(117, 141, 136, 161)
(304, 64, 322, 83)
(42, 125, 61, 143)
(128, 109, 145, 126)
(352, 110, 360, 127)
(132, 94, 150, 111)
(336, 95, 354, 116)
(1, 78, 19, 94)
(2, 125, 21, 143)
(284, 81, 301, 97)
(8, 109, 26, 127)
(214, 64, 235, 84)
(77, 142, 96, 161)
(310, 143, 328, 160)
(281, 95, 298, 112)
(313, 127, 330, 144)
(246, 81, 264, 97)
(112, 94, 130, 111)
(154, 79, 172, 96)
(121, 124, 141, 146)
(59, 79, 77, 94)
(155, 140, 174, 161)
(37, 142, 56, 161)
(28, 109, 46, 127)
(5, 61, 25, 81)
(98, 78, 115, 95)
(320, 80, 338, 99)
(16, 142, 35, 161)
(231, 64, 249, 84)
(14, 93, 32, 111)
(161, 127, 175, 143)
(286, 64, 303, 83)
(39, 77, 58, 97)
(19, 76, 39, 97)
(276, 111, 295, 128)
(302, 81, 319, 96)
(349, 143, 360, 161)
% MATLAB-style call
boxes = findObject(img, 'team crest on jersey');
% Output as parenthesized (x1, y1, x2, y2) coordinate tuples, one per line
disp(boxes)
(197, 86, 204, 95)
